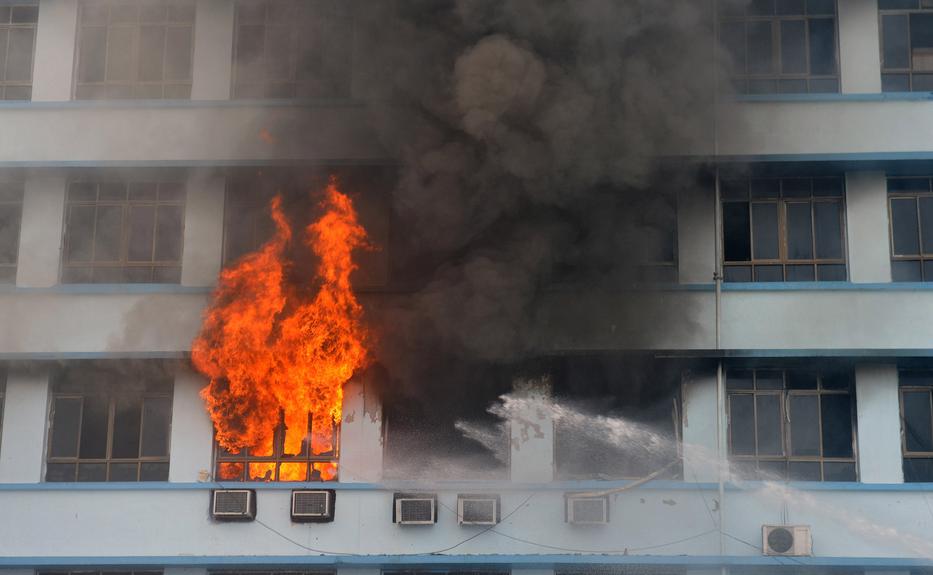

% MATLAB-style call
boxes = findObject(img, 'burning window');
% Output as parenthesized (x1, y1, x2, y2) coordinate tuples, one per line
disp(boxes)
(898, 370, 933, 481)
(721, 176, 847, 282)
(880, 0, 933, 91)
(718, 0, 839, 94)
(887, 177, 933, 281)
(61, 179, 185, 283)
(74, 0, 195, 100)
(45, 363, 173, 482)
(231, 0, 352, 99)
(0, 3, 37, 100)
(0, 179, 23, 284)
(727, 366, 857, 481)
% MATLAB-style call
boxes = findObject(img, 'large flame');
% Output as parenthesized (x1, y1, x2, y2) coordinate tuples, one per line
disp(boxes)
(192, 180, 369, 479)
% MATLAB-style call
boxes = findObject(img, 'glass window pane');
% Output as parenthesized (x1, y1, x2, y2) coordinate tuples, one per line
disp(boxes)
(904, 458, 933, 482)
(77, 462, 107, 481)
(911, 73, 933, 91)
(758, 460, 787, 480)
(919, 197, 933, 255)
(94, 205, 124, 262)
(757, 370, 785, 390)
(107, 27, 136, 82)
(723, 202, 751, 261)
(749, 0, 776, 15)
(787, 371, 818, 389)
(138, 26, 166, 82)
(751, 179, 780, 199)
(883, 73, 910, 92)
(0, 204, 22, 265)
(813, 178, 843, 197)
(6, 28, 35, 82)
(786, 264, 815, 281)
(790, 395, 820, 455)
(911, 14, 933, 71)
(788, 460, 821, 480)
(721, 22, 746, 74)
(724, 265, 752, 282)
(730, 394, 756, 455)
(49, 397, 82, 457)
(111, 396, 142, 458)
(752, 203, 779, 259)
(821, 394, 854, 458)
(786, 202, 814, 259)
(814, 201, 843, 259)
(783, 179, 811, 198)
(808, 18, 837, 75)
(883, 15, 910, 70)
(823, 461, 856, 481)
(892, 197, 921, 256)
(904, 390, 933, 452)
(140, 461, 170, 481)
(78, 27, 107, 83)
(880, 0, 919, 8)
(781, 20, 807, 73)
(65, 206, 96, 263)
(817, 264, 846, 280)
(141, 397, 172, 457)
(45, 463, 76, 482)
(756, 394, 784, 456)
(923, 260, 933, 281)
(154, 205, 183, 261)
(721, 180, 748, 201)
(109, 462, 139, 481)
(777, 0, 805, 14)
(748, 21, 775, 74)
(892, 260, 922, 282)
(755, 265, 784, 281)
(806, 0, 836, 14)
(727, 370, 755, 390)
(127, 205, 156, 262)
(164, 26, 193, 81)
(79, 394, 109, 459)
(235, 25, 265, 84)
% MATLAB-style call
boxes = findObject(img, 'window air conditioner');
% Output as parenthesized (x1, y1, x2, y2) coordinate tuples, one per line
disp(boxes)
(291, 489, 336, 523)
(393, 492, 437, 524)
(457, 494, 500, 525)
(762, 525, 812, 556)
(565, 493, 609, 524)
(211, 489, 256, 521)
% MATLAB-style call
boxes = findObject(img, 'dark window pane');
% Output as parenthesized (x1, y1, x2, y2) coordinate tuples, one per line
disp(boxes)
(164, 27, 193, 81)
(912, 73, 933, 91)
(892, 197, 921, 256)
(107, 27, 136, 82)
(777, 0, 805, 14)
(723, 202, 751, 261)
(0, 204, 22, 265)
(141, 397, 172, 457)
(751, 179, 780, 199)
(65, 206, 96, 263)
(904, 458, 933, 482)
(721, 180, 748, 201)
(724, 265, 752, 282)
(783, 179, 811, 198)
(756, 394, 783, 456)
(758, 460, 787, 480)
(138, 26, 166, 82)
(817, 264, 846, 280)
(155, 205, 184, 261)
(748, 78, 778, 94)
(786, 264, 815, 281)
(904, 390, 933, 452)
(786, 202, 814, 259)
(11, 5, 38, 23)
(893, 260, 923, 281)
(127, 205, 156, 262)
(821, 394, 853, 458)
(109, 462, 139, 481)
(757, 370, 785, 390)
(808, 77, 839, 93)
(911, 14, 933, 65)
(883, 15, 910, 70)
(880, 0, 919, 8)
(814, 201, 843, 259)
(752, 203, 779, 259)
(823, 461, 856, 481)
(901, 371, 933, 387)
(99, 182, 126, 201)
(808, 18, 837, 75)
(920, 197, 933, 255)
(749, 0, 775, 15)
(813, 178, 843, 198)
(78, 27, 107, 83)
(778, 78, 808, 93)
(755, 265, 784, 282)
(79, 394, 109, 459)
(111, 396, 142, 459)
(822, 372, 852, 390)
(806, 0, 836, 14)
(748, 21, 775, 74)
(790, 395, 820, 455)
(77, 463, 107, 482)
(728, 370, 755, 390)
(781, 20, 807, 73)
(6, 28, 35, 82)
(787, 371, 818, 389)
(923, 260, 933, 281)
(730, 394, 756, 455)
(140, 461, 170, 481)
(94, 205, 124, 262)
(788, 460, 821, 480)
(883, 73, 911, 92)
(889, 178, 931, 194)
(721, 22, 746, 74)
(129, 182, 157, 202)
(49, 398, 82, 457)
(45, 463, 76, 482)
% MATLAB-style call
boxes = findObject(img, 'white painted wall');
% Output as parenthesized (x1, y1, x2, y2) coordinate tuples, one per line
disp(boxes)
(31, 0, 77, 102)
(169, 365, 214, 483)
(180, 170, 226, 287)
(856, 364, 904, 484)
(16, 173, 66, 287)
(191, 0, 235, 101)
(682, 369, 721, 484)
(839, 0, 883, 94)
(339, 379, 384, 483)
(0, 366, 49, 482)
(846, 172, 891, 283)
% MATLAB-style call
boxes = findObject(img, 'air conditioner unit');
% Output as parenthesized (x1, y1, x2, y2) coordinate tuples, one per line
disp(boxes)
(211, 489, 256, 521)
(457, 494, 500, 525)
(565, 493, 609, 524)
(291, 489, 336, 523)
(393, 493, 437, 525)
(762, 525, 812, 556)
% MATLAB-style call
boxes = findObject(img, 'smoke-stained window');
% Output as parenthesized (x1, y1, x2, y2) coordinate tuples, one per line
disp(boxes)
(718, 0, 839, 94)
(45, 363, 173, 482)
(721, 176, 847, 282)
(231, 0, 352, 99)
(634, 192, 678, 284)
(0, 180, 23, 284)
(61, 179, 185, 284)
(899, 370, 933, 481)
(880, 0, 933, 91)
(74, 0, 195, 100)
(887, 177, 933, 281)
(727, 366, 857, 481)
(0, 3, 37, 100)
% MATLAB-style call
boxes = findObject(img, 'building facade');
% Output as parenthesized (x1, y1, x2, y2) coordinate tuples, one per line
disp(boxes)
(2, 1, 933, 575)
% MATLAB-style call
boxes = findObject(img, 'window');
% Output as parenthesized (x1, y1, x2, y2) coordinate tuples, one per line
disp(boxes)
(899, 370, 933, 481)
(62, 179, 185, 283)
(721, 176, 847, 282)
(74, 0, 195, 99)
(0, 3, 38, 100)
(635, 192, 678, 283)
(0, 180, 23, 283)
(719, 0, 839, 94)
(887, 177, 933, 281)
(214, 410, 339, 482)
(880, 0, 933, 91)
(0, 368, 6, 448)
(232, 0, 352, 99)
(727, 367, 857, 481)
(46, 363, 173, 482)
(40, 571, 161, 575)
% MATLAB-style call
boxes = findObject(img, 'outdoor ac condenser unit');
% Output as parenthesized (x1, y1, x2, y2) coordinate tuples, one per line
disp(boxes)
(457, 494, 500, 525)
(762, 525, 812, 556)
(291, 489, 336, 523)
(393, 493, 437, 524)
(565, 493, 609, 524)
(211, 489, 256, 521)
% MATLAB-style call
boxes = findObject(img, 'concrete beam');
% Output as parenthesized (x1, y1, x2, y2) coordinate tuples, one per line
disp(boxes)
(0, 365, 50, 482)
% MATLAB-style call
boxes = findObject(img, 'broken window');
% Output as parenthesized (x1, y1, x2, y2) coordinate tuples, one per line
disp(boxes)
(46, 363, 173, 482)
(727, 366, 857, 481)
(61, 179, 185, 283)
(74, 0, 195, 99)
(880, 0, 933, 91)
(898, 370, 933, 481)
(721, 176, 847, 282)
(888, 177, 933, 281)
(0, 179, 23, 283)
(0, 3, 37, 100)
(231, 0, 352, 99)
(719, 0, 839, 94)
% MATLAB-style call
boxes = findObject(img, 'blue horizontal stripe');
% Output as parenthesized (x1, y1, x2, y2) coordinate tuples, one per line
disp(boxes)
(713, 152, 933, 163)
(733, 91, 933, 103)
(721, 281, 933, 291)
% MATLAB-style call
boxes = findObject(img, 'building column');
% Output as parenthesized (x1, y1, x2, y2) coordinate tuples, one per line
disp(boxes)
(191, 0, 235, 100)
(509, 383, 554, 483)
(846, 172, 891, 283)
(168, 364, 214, 482)
(0, 365, 51, 482)
(338, 378, 384, 483)
(31, 0, 78, 101)
(838, 0, 882, 94)
(856, 364, 904, 483)
(16, 172, 66, 288)
(682, 368, 722, 483)
(180, 169, 226, 287)
(677, 178, 716, 285)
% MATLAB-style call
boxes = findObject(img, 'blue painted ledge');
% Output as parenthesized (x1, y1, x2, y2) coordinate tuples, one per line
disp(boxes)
(732, 91, 933, 103)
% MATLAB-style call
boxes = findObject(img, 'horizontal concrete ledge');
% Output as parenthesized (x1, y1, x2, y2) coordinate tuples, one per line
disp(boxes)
(0, 284, 213, 294)
(0, 159, 399, 168)
(1, 554, 930, 568)
(733, 92, 933, 103)
(0, 98, 369, 109)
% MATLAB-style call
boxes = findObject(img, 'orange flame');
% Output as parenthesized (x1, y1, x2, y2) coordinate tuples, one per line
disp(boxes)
(192, 179, 369, 477)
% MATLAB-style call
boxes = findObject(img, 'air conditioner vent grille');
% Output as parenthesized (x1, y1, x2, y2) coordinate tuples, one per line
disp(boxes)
(458, 494, 500, 525)
(762, 525, 812, 556)
(211, 489, 256, 521)
(291, 489, 335, 522)
(393, 493, 437, 524)
(565, 494, 609, 524)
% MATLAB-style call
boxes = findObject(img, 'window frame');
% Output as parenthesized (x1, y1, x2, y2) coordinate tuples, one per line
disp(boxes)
(899, 370, 933, 463)
(0, 179, 24, 283)
(878, 1, 933, 91)
(0, 2, 38, 100)
(887, 176, 933, 281)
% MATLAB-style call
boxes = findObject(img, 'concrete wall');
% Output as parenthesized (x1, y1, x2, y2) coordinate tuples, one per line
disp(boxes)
(180, 170, 226, 287)
(856, 364, 904, 484)
(839, 0, 883, 94)
(30, 0, 77, 101)
(846, 172, 892, 283)
(168, 365, 214, 483)
(15, 173, 66, 287)
(190, 0, 235, 101)
(0, 366, 49, 482)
